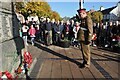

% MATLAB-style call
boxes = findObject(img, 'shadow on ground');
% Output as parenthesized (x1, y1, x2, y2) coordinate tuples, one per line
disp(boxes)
(28, 40, 82, 78)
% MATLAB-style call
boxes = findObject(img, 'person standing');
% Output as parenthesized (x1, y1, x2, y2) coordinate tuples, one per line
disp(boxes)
(45, 18, 52, 46)
(25, 19, 30, 28)
(40, 18, 46, 44)
(63, 21, 70, 40)
(69, 19, 75, 41)
(112, 21, 120, 37)
(106, 21, 113, 48)
(30, 18, 36, 28)
(73, 22, 80, 41)
(97, 22, 106, 47)
(77, 8, 93, 68)
(59, 21, 64, 40)
(29, 25, 36, 46)
(22, 23, 29, 45)
(54, 20, 60, 45)
(91, 23, 97, 47)
(51, 18, 56, 44)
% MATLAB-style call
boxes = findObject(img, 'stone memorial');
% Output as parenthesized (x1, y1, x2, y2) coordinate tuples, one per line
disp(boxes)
(0, 1, 25, 74)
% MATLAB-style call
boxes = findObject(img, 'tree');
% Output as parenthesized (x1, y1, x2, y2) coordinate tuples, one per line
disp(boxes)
(24, 2, 52, 17)
(91, 11, 103, 23)
(15, 2, 61, 20)
(87, 12, 92, 18)
(50, 11, 61, 21)
(15, 2, 25, 13)
(62, 16, 70, 22)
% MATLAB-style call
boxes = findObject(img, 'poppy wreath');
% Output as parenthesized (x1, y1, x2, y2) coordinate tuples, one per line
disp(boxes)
(14, 52, 32, 78)
(14, 63, 26, 79)
(14, 62, 31, 79)
(92, 34, 97, 41)
(23, 52, 32, 65)
(15, 64, 25, 74)
(0, 71, 13, 80)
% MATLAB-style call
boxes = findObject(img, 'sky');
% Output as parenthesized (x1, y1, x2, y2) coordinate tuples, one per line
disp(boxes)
(48, 2, 118, 18)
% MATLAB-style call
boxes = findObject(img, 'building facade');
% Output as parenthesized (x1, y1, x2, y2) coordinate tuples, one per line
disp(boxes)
(101, 2, 120, 22)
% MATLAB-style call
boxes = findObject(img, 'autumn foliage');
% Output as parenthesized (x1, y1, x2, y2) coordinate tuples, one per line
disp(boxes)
(15, 1, 61, 21)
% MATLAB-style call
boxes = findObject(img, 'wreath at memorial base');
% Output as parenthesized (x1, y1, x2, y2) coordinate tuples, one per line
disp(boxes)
(0, 71, 13, 80)
(14, 52, 32, 78)
(113, 43, 120, 53)
(0, 52, 33, 79)
(60, 39, 70, 48)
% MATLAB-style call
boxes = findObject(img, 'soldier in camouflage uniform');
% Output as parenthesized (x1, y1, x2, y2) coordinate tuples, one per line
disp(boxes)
(77, 8, 93, 68)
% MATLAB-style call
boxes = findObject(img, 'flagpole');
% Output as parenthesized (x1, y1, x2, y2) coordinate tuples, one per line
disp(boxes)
(79, 0, 84, 9)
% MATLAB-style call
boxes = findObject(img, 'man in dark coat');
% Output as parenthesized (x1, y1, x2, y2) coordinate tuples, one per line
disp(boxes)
(39, 18, 46, 44)
(106, 21, 113, 48)
(54, 21, 60, 45)
(112, 21, 120, 36)
(45, 18, 52, 45)
(63, 21, 70, 40)
(77, 8, 93, 68)
(30, 18, 36, 28)
(69, 19, 75, 41)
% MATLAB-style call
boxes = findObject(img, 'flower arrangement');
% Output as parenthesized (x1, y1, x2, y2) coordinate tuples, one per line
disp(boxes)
(0, 52, 33, 79)
(115, 43, 120, 47)
(113, 42, 120, 53)
(60, 37, 70, 48)
(0, 71, 13, 80)
(15, 52, 32, 78)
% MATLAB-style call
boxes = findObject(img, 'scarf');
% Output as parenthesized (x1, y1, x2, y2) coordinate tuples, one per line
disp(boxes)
(66, 25, 69, 32)
(76, 25, 79, 32)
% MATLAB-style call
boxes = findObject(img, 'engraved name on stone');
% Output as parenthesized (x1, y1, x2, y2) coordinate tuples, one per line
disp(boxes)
(2, 13, 13, 41)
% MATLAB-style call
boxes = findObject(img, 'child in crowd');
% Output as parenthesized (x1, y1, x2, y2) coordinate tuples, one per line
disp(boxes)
(29, 25, 36, 45)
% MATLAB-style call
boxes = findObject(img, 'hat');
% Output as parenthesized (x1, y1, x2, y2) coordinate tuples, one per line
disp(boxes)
(77, 8, 86, 13)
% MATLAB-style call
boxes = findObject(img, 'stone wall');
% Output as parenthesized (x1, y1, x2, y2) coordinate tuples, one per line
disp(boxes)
(0, 2, 25, 73)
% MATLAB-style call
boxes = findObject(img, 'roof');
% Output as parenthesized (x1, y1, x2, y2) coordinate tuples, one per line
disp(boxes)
(101, 6, 117, 14)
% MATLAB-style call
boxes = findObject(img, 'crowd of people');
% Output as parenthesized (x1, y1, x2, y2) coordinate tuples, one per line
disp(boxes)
(19, 17, 120, 49)
(20, 17, 79, 46)
(92, 21, 120, 48)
